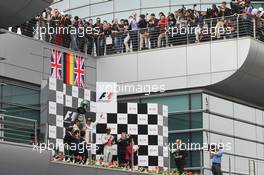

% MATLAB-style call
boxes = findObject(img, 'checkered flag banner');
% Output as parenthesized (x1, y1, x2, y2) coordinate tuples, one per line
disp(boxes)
(44, 77, 168, 170)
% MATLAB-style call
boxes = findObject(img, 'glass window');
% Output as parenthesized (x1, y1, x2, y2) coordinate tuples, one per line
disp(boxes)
(191, 113, 202, 129)
(90, 1, 113, 16)
(0, 82, 40, 144)
(69, 0, 90, 9)
(169, 114, 189, 130)
(0, 84, 2, 103)
(201, 4, 213, 11)
(191, 93, 202, 110)
(171, 0, 200, 6)
(69, 6, 90, 18)
(191, 131, 203, 145)
(90, 0, 108, 4)
(169, 132, 190, 145)
(170, 0, 228, 6)
(114, 0, 140, 12)
(141, 0, 169, 8)
(2, 104, 40, 122)
(51, 0, 70, 11)
(169, 112, 202, 131)
(2, 104, 40, 144)
(187, 150, 201, 167)
(141, 7, 170, 16)
(114, 10, 140, 20)
(141, 95, 189, 112)
(89, 13, 114, 23)
(3, 85, 40, 108)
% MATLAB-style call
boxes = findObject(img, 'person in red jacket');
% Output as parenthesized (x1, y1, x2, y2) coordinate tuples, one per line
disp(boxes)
(125, 137, 139, 169)
(158, 14, 168, 47)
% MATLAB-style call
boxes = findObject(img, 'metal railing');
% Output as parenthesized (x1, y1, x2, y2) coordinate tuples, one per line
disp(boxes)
(202, 150, 264, 175)
(248, 159, 264, 175)
(0, 114, 37, 145)
(6, 15, 264, 57)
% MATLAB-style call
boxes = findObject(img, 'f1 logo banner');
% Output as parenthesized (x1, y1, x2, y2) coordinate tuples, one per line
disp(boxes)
(96, 82, 117, 113)
(98, 92, 114, 102)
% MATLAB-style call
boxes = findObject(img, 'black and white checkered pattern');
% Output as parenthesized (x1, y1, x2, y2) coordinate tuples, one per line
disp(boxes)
(47, 77, 96, 150)
(95, 103, 169, 170)
(46, 77, 168, 169)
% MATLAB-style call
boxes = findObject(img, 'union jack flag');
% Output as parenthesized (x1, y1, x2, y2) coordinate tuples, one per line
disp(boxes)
(51, 49, 63, 79)
(74, 56, 85, 87)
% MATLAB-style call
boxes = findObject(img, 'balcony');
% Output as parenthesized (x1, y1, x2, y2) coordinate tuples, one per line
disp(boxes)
(6, 15, 264, 57)
(1, 14, 264, 107)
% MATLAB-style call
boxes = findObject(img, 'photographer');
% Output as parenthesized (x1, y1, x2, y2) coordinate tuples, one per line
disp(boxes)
(210, 144, 224, 175)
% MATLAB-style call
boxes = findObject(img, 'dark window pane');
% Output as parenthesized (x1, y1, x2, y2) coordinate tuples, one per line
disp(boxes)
(3, 84, 40, 107)
(191, 113, 202, 129)
(189, 150, 201, 167)
(191, 93, 202, 110)
(169, 114, 190, 130)
(2, 104, 39, 122)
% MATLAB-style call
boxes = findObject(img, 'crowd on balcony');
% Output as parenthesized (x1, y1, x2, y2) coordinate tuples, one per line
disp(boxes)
(10, 0, 264, 56)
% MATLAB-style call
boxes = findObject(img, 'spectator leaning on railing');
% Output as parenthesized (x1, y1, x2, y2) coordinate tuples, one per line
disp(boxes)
(9, 0, 264, 56)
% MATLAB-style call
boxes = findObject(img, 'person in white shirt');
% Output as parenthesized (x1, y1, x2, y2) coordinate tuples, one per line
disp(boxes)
(83, 113, 103, 163)
(83, 113, 103, 143)
(102, 128, 114, 163)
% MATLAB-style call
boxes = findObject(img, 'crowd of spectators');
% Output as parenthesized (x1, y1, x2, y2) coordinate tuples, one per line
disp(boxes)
(10, 0, 264, 56)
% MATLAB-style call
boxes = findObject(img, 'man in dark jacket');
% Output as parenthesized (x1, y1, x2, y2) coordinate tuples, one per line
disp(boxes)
(138, 14, 148, 50)
(93, 17, 104, 56)
(117, 132, 129, 166)
(63, 126, 75, 161)
(172, 139, 187, 174)
(219, 1, 233, 17)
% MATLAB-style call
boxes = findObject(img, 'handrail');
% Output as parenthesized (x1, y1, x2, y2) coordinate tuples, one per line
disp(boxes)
(4, 14, 263, 57)
(0, 114, 37, 122)
(0, 114, 38, 144)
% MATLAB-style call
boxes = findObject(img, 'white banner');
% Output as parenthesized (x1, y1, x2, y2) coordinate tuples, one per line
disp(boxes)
(96, 82, 117, 103)
(96, 82, 117, 113)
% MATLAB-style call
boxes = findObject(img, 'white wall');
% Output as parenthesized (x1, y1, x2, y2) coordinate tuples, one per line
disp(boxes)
(202, 94, 264, 175)
(97, 38, 251, 95)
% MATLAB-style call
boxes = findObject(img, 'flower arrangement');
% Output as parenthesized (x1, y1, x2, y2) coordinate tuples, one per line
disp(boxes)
(51, 155, 197, 175)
